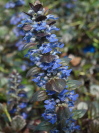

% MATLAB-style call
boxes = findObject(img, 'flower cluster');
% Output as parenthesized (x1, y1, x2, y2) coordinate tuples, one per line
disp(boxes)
(5, 0, 27, 51)
(18, 1, 80, 132)
(5, 0, 25, 9)
(7, 70, 28, 119)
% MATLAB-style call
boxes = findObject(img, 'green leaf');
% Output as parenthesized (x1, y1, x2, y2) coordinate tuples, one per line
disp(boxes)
(67, 80, 82, 90)
(35, 121, 53, 131)
(11, 116, 26, 131)
(73, 109, 87, 119)
(30, 90, 47, 102)
(60, 57, 71, 66)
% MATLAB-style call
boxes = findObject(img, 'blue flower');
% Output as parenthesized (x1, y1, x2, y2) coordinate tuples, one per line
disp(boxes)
(10, 13, 27, 25)
(15, 39, 25, 50)
(9, 108, 17, 114)
(44, 99, 56, 110)
(83, 45, 95, 53)
(50, 129, 59, 133)
(18, 93, 27, 98)
(5, 0, 25, 9)
(58, 89, 68, 101)
(46, 34, 58, 42)
(33, 22, 47, 31)
(19, 102, 27, 109)
(5, 2, 15, 8)
(39, 43, 52, 54)
(21, 112, 28, 119)
(23, 32, 34, 43)
(42, 112, 57, 124)
(46, 90, 56, 95)
(13, 28, 25, 37)
(47, 14, 59, 20)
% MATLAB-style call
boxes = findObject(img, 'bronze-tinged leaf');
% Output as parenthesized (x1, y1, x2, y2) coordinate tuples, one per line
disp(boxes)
(30, 90, 47, 102)
(47, 20, 56, 26)
(56, 106, 71, 130)
(26, 67, 40, 77)
(29, 3, 34, 10)
(23, 25, 32, 31)
(36, 33, 48, 38)
(46, 79, 66, 93)
(29, 3, 43, 12)
(66, 80, 82, 90)
(22, 43, 37, 50)
(40, 55, 55, 63)
(34, 4, 43, 12)
(23, 12, 33, 17)
(35, 16, 47, 22)
(11, 116, 26, 131)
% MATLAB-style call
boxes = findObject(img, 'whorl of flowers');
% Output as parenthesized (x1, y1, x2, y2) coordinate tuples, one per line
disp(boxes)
(18, 1, 81, 132)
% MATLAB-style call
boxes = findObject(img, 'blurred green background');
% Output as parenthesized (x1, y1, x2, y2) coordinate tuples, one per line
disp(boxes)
(0, 0, 99, 132)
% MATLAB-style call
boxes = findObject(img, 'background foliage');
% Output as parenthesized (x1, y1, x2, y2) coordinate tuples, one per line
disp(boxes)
(0, 0, 99, 132)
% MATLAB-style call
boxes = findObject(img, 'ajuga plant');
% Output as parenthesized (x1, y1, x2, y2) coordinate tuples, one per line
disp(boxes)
(4, 0, 27, 51)
(0, 1, 82, 133)
(0, 70, 27, 133)
(18, 1, 82, 133)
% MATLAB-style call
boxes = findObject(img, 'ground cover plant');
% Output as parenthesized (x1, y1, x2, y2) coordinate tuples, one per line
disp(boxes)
(0, 0, 99, 133)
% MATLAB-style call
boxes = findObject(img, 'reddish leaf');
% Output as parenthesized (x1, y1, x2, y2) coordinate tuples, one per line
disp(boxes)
(40, 55, 55, 63)
(35, 16, 47, 22)
(47, 20, 56, 25)
(29, 3, 43, 12)
(23, 25, 32, 31)
(36, 33, 48, 38)
(46, 78, 66, 93)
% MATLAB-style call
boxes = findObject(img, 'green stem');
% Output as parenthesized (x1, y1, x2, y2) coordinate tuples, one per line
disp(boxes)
(4, 106, 12, 122)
